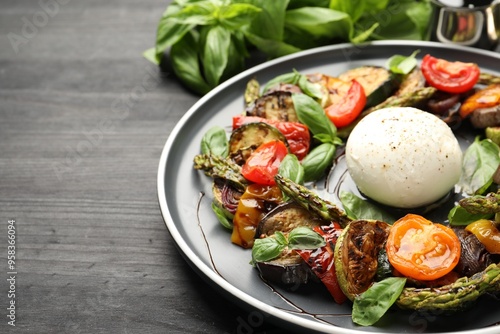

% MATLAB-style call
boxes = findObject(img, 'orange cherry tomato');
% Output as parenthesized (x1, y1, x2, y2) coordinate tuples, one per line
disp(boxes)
(386, 214, 461, 281)
(241, 140, 288, 186)
(232, 116, 311, 160)
(324, 78, 366, 128)
(465, 219, 500, 254)
(421, 54, 480, 94)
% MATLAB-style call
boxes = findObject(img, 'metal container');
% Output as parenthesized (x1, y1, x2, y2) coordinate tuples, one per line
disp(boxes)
(428, 0, 500, 50)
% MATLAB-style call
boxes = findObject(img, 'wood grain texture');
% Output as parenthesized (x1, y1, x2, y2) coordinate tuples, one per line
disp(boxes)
(0, 1, 282, 333)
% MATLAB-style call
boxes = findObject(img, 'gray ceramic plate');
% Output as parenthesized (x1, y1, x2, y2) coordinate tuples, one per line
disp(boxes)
(157, 41, 500, 334)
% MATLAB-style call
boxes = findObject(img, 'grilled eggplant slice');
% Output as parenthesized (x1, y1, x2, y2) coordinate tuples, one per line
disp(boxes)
(245, 91, 299, 122)
(334, 219, 391, 300)
(228, 122, 288, 165)
(255, 250, 317, 286)
(255, 202, 327, 238)
(254, 202, 328, 286)
(338, 66, 396, 107)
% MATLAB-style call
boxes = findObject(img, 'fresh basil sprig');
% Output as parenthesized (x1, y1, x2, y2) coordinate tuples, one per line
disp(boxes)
(251, 226, 325, 264)
(291, 93, 342, 181)
(458, 137, 500, 195)
(340, 191, 395, 224)
(201, 125, 229, 157)
(292, 93, 340, 145)
(352, 277, 407, 326)
(146, 1, 432, 94)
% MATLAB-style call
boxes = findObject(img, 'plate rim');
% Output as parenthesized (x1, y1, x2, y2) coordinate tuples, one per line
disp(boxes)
(157, 40, 500, 334)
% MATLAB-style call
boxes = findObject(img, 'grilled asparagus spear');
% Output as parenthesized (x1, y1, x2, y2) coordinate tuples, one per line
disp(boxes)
(396, 263, 500, 312)
(244, 78, 260, 106)
(459, 190, 500, 215)
(274, 174, 351, 227)
(479, 72, 500, 86)
(193, 154, 248, 191)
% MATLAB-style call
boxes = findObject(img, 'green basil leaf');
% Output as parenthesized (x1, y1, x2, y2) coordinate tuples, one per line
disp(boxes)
(155, 19, 195, 63)
(203, 25, 231, 87)
(361, 0, 389, 12)
(361, 1, 428, 40)
(211, 202, 232, 230)
(143, 47, 159, 65)
(251, 237, 285, 263)
(340, 191, 395, 224)
(288, 226, 326, 250)
(238, 0, 289, 41)
(458, 137, 500, 195)
(386, 50, 420, 75)
(244, 31, 302, 58)
(201, 126, 229, 157)
(285, 7, 351, 40)
(287, 0, 329, 10)
(220, 35, 246, 83)
(350, 22, 378, 44)
(352, 277, 407, 326)
(313, 133, 343, 145)
(292, 93, 337, 140)
(170, 31, 212, 95)
(406, 1, 433, 39)
(168, 0, 217, 25)
(278, 154, 304, 185)
(274, 231, 288, 246)
(329, 0, 366, 23)
(448, 205, 494, 226)
(218, 3, 262, 31)
(298, 74, 324, 100)
(301, 143, 335, 182)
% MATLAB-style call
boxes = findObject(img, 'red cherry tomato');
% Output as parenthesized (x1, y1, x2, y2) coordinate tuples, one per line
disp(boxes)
(241, 140, 288, 186)
(421, 54, 480, 94)
(324, 78, 366, 128)
(232, 116, 310, 160)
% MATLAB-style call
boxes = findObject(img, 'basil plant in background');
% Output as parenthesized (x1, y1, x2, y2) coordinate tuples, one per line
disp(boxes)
(144, 0, 432, 95)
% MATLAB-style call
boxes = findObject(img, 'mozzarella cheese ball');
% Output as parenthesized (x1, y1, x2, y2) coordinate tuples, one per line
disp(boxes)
(345, 107, 463, 209)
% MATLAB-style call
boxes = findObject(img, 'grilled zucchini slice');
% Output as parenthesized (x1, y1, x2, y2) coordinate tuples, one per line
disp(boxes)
(246, 91, 299, 122)
(229, 122, 288, 165)
(338, 66, 396, 107)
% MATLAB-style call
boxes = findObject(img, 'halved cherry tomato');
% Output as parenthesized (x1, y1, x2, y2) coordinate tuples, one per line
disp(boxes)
(324, 78, 366, 128)
(296, 222, 347, 304)
(231, 184, 282, 248)
(421, 54, 480, 94)
(233, 116, 310, 160)
(386, 214, 461, 281)
(459, 84, 500, 118)
(465, 219, 500, 254)
(241, 140, 288, 186)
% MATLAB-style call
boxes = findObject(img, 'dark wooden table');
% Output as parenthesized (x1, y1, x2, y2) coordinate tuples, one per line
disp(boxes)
(1, 1, 499, 334)
(0, 0, 285, 333)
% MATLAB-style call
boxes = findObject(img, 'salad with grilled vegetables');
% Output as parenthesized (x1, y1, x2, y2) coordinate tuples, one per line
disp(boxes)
(193, 51, 500, 326)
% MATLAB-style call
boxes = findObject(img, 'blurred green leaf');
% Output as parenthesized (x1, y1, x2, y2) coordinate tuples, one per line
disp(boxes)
(203, 25, 231, 87)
